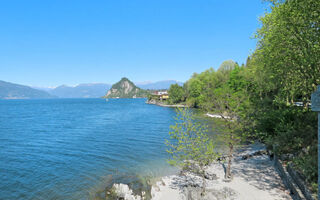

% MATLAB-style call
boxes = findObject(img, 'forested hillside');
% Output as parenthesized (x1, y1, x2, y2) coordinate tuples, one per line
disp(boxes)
(104, 78, 149, 98)
(168, 0, 320, 192)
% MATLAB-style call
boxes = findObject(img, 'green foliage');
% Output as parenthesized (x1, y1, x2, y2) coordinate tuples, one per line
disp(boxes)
(185, 78, 204, 107)
(168, 84, 185, 104)
(292, 144, 318, 191)
(217, 60, 236, 74)
(264, 107, 317, 154)
(166, 108, 219, 180)
(248, 0, 319, 190)
(255, 0, 320, 105)
(210, 83, 250, 178)
(164, 0, 319, 189)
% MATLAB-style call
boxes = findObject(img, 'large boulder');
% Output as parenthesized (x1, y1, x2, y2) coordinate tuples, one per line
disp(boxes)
(110, 183, 142, 200)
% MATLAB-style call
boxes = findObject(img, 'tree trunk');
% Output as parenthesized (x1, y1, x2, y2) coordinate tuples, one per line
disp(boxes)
(226, 143, 233, 179)
(201, 174, 206, 196)
(200, 167, 206, 196)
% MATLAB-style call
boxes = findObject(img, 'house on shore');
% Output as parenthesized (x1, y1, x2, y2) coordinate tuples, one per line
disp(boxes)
(152, 91, 169, 101)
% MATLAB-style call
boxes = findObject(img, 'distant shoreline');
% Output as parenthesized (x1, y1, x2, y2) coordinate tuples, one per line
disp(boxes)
(146, 100, 188, 108)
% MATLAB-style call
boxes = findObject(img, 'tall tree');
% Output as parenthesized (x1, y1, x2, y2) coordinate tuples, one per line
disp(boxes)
(210, 84, 249, 179)
(168, 84, 185, 104)
(255, 0, 320, 106)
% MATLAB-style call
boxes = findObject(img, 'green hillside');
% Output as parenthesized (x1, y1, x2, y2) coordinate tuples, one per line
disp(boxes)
(103, 77, 149, 98)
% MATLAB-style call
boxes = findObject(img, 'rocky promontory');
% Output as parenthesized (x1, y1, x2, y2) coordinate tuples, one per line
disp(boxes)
(103, 77, 149, 98)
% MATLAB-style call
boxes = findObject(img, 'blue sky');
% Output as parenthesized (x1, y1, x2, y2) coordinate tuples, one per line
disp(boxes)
(0, 0, 268, 87)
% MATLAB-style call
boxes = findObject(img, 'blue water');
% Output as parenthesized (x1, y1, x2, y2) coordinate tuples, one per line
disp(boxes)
(0, 98, 179, 200)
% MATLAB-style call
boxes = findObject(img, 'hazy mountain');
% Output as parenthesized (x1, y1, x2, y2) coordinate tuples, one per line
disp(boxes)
(33, 80, 183, 98)
(48, 83, 111, 98)
(31, 86, 55, 92)
(136, 80, 183, 90)
(0, 80, 55, 99)
(104, 78, 148, 98)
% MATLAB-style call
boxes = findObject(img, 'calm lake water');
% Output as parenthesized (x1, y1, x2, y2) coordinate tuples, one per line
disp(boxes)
(0, 98, 181, 200)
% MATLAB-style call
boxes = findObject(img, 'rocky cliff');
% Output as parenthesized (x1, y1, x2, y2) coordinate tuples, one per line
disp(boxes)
(103, 77, 149, 98)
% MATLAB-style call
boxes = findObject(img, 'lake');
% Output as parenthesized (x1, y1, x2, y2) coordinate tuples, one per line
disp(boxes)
(0, 98, 181, 200)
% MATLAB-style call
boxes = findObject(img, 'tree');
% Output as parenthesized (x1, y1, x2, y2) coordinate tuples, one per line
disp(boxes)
(209, 84, 249, 179)
(166, 108, 219, 195)
(255, 0, 320, 106)
(185, 78, 204, 108)
(168, 84, 185, 104)
(245, 0, 320, 191)
(218, 60, 236, 73)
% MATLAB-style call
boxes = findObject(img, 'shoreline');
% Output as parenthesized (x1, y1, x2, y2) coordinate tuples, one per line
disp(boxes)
(150, 143, 291, 200)
(146, 100, 188, 108)
(109, 143, 293, 200)
(205, 112, 231, 119)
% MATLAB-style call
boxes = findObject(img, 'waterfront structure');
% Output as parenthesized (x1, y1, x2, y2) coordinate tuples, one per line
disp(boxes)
(153, 91, 169, 101)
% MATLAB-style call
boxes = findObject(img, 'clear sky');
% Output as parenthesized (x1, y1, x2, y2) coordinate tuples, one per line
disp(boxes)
(0, 0, 268, 87)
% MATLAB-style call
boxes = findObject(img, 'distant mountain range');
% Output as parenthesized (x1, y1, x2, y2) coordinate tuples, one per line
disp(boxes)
(0, 80, 183, 99)
(0, 80, 55, 99)
(104, 77, 148, 98)
(35, 80, 182, 98)
(48, 83, 111, 98)
(136, 80, 183, 90)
